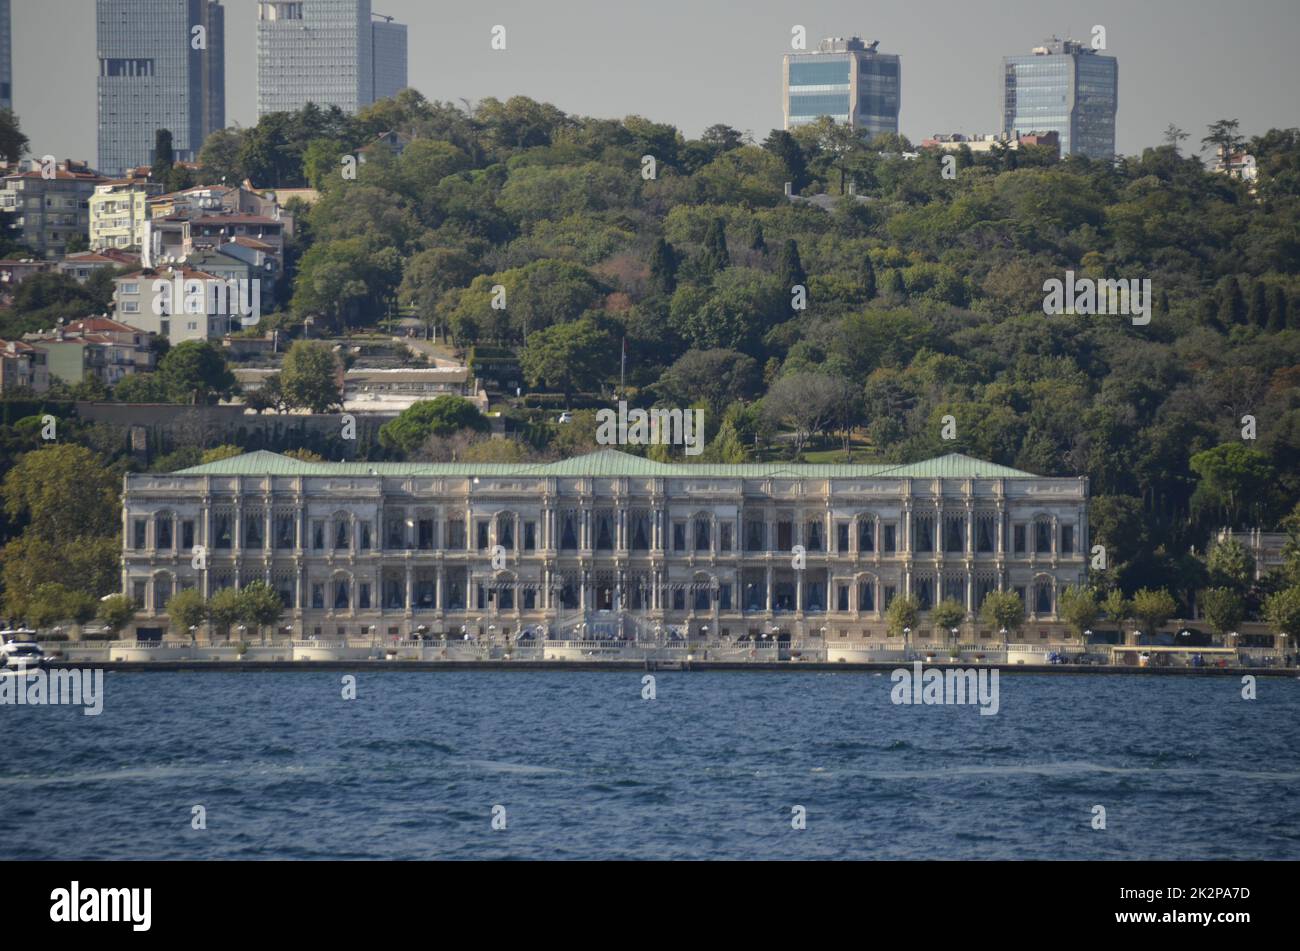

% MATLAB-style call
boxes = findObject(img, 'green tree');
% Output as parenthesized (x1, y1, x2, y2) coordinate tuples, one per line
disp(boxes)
(761, 129, 809, 191)
(280, 340, 341, 412)
(1058, 585, 1101, 638)
(1, 444, 119, 542)
(158, 340, 237, 405)
(0, 108, 29, 164)
(152, 128, 175, 182)
(237, 581, 284, 642)
(207, 587, 244, 639)
(885, 594, 920, 637)
(1202, 118, 1245, 162)
(647, 238, 678, 295)
(1206, 538, 1256, 593)
(165, 588, 208, 636)
(26, 583, 96, 628)
(1264, 587, 1300, 641)
(1200, 587, 1245, 640)
(519, 318, 612, 405)
(700, 217, 730, 274)
(980, 590, 1025, 636)
(777, 239, 806, 294)
(931, 598, 966, 641)
(1102, 589, 1131, 626)
(378, 396, 489, 457)
(1131, 587, 1178, 637)
(1217, 276, 1247, 327)
(1189, 444, 1275, 528)
(98, 594, 136, 636)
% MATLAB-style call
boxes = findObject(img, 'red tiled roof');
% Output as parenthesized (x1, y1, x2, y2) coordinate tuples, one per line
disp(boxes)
(192, 214, 281, 226)
(118, 266, 225, 282)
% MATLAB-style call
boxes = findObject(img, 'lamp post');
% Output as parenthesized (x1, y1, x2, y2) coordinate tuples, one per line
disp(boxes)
(903, 626, 911, 659)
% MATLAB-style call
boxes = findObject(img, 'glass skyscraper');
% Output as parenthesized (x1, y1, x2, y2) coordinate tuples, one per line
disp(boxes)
(1002, 37, 1117, 160)
(372, 17, 408, 102)
(258, 2, 408, 116)
(783, 36, 900, 141)
(96, 0, 226, 177)
(0, 0, 11, 112)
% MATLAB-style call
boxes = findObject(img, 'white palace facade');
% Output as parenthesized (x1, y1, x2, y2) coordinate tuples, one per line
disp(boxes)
(119, 449, 1090, 642)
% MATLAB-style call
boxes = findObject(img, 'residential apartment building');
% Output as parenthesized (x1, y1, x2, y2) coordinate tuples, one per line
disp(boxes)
(1003, 36, 1117, 160)
(89, 179, 164, 250)
(120, 449, 1089, 641)
(0, 339, 49, 394)
(921, 130, 1060, 157)
(783, 36, 901, 140)
(24, 316, 155, 385)
(0, 160, 105, 257)
(96, 0, 226, 177)
(115, 264, 241, 344)
(57, 248, 141, 283)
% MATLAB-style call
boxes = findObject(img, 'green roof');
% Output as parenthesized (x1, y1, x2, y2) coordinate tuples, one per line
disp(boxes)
(173, 449, 1043, 479)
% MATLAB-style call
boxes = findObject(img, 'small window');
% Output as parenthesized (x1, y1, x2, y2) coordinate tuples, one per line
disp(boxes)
(719, 523, 732, 552)
(673, 523, 686, 552)
(1061, 525, 1074, 554)
(836, 522, 849, 553)
(133, 518, 147, 549)
(1013, 525, 1026, 554)
(523, 521, 536, 551)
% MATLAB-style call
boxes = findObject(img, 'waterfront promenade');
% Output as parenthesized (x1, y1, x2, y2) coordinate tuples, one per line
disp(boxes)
(33, 636, 1296, 675)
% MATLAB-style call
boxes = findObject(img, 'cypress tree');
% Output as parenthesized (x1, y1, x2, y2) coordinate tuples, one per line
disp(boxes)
(1248, 279, 1268, 327)
(862, 255, 877, 300)
(1266, 284, 1288, 332)
(1218, 276, 1246, 327)
(702, 217, 730, 274)
(151, 128, 175, 182)
(777, 239, 806, 292)
(749, 221, 766, 253)
(648, 238, 677, 295)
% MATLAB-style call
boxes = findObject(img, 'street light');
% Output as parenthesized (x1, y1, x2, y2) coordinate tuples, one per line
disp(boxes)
(903, 626, 911, 658)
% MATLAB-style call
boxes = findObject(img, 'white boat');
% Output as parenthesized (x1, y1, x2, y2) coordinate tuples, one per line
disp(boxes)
(0, 630, 46, 669)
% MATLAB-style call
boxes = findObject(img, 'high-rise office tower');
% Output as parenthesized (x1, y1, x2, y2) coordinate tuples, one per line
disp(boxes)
(1, 0, 12, 112)
(371, 13, 408, 102)
(1002, 37, 1118, 160)
(258, 1, 406, 116)
(96, 0, 226, 177)
(783, 36, 900, 141)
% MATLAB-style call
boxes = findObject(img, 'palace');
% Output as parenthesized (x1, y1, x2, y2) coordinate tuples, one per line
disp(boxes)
(119, 449, 1089, 641)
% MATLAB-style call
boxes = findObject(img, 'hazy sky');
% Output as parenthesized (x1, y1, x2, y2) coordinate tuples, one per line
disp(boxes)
(13, 0, 1300, 163)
